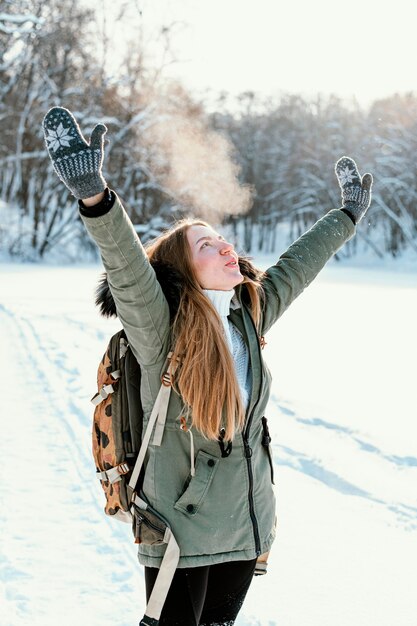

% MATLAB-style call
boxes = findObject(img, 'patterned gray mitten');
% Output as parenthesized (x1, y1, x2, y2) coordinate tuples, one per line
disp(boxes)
(43, 106, 107, 199)
(335, 156, 373, 224)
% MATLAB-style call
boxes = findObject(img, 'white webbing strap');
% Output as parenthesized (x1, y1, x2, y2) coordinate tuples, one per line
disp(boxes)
(133, 494, 148, 509)
(144, 528, 180, 621)
(131, 353, 180, 624)
(119, 336, 129, 358)
(189, 430, 195, 477)
(91, 383, 115, 406)
(153, 352, 178, 446)
(128, 383, 170, 491)
(151, 384, 172, 447)
(128, 353, 177, 492)
(97, 463, 130, 484)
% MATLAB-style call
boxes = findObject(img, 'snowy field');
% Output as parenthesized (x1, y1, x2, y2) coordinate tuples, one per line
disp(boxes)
(1, 259, 417, 626)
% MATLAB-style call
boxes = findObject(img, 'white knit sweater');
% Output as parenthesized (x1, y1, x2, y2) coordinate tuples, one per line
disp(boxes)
(203, 289, 252, 409)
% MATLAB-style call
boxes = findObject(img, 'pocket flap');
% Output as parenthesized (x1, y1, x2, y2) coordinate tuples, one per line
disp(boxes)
(174, 450, 219, 515)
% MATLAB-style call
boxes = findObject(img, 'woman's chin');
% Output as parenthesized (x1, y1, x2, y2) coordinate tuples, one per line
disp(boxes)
(231, 273, 244, 288)
(202, 272, 244, 291)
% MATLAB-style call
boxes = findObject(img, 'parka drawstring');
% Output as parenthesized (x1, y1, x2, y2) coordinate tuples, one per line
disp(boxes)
(180, 417, 196, 477)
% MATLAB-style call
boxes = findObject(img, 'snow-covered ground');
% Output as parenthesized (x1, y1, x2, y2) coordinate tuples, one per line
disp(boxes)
(1, 260, 416, 626)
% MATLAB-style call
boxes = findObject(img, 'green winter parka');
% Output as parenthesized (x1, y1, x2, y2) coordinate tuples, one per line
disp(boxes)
(80, 193, 355, 568)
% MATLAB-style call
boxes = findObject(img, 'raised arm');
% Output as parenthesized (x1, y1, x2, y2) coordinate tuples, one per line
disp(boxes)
(260, 157, 372, 335)
(43, 106, 170, 367)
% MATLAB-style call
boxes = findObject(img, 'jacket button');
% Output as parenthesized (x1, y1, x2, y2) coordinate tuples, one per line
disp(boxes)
(207, 459, 215, 467)
(186, 504, 195, 513)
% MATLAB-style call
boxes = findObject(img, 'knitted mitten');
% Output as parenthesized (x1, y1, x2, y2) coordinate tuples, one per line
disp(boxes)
(335, 156, 373, 224)
(43, 106, 107, 199)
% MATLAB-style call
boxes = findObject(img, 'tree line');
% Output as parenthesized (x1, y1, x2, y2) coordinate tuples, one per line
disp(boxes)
(1, 0, 417, 260)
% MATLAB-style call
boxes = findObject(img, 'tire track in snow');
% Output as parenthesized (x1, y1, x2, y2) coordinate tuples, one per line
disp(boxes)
(0, 304, 142, 626)
(268, 394, 417, 528)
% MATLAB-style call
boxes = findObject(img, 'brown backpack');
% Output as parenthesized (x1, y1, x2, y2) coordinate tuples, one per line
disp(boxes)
(91, 329, 180, 626)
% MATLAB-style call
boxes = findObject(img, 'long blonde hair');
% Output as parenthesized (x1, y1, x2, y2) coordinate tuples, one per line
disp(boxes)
(146, 219, 265, 441)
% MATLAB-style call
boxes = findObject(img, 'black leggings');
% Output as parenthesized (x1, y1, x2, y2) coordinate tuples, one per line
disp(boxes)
(145, 558, 257, 626)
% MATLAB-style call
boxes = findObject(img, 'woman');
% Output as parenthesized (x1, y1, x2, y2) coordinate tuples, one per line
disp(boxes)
(43, 106, 372, 626)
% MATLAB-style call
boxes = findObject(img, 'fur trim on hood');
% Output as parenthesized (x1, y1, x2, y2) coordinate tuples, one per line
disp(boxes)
(95, 261, 183, 321)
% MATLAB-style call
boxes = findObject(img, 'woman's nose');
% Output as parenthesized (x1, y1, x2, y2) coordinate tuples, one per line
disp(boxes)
(219, 241, 234, 254)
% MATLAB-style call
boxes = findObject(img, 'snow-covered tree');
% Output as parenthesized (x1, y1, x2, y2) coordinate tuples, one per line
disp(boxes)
(212, 92, 417, 257)
(1, 1, 416, 259)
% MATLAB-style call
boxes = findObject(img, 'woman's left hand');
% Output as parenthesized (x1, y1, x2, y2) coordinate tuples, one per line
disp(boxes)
(335, 156, 373, 224)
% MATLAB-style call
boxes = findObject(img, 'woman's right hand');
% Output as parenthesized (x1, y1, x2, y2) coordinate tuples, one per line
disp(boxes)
(42, 106, 108, 200)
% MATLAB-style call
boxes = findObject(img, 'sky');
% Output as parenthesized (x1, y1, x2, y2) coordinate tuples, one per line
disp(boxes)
(102, 0, 417, 108)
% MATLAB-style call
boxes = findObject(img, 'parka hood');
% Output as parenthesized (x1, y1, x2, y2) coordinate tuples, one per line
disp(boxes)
(95, 261, 184, 321)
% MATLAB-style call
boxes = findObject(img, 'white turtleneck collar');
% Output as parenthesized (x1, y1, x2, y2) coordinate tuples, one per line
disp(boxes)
(203, 289, 234, 317)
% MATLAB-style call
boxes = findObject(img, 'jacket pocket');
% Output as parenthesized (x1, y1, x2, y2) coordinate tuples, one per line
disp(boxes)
(131, 501, 168, 545)
(174, 450, 219, 515)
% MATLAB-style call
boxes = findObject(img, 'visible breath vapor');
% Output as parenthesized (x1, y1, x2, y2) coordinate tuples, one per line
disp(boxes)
(141, 85, 253, 223)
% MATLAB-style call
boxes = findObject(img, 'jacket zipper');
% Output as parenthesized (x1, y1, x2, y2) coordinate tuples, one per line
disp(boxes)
(242, 431, 261, 556)
(136, 513, 161, 533)
(242, 310, 264, 557)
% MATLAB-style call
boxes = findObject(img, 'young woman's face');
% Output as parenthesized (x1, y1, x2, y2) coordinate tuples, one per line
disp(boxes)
(186, 224, 244, 291)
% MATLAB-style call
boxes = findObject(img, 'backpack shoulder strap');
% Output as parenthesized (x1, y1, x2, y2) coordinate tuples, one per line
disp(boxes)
(128, 351, 178, 495)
